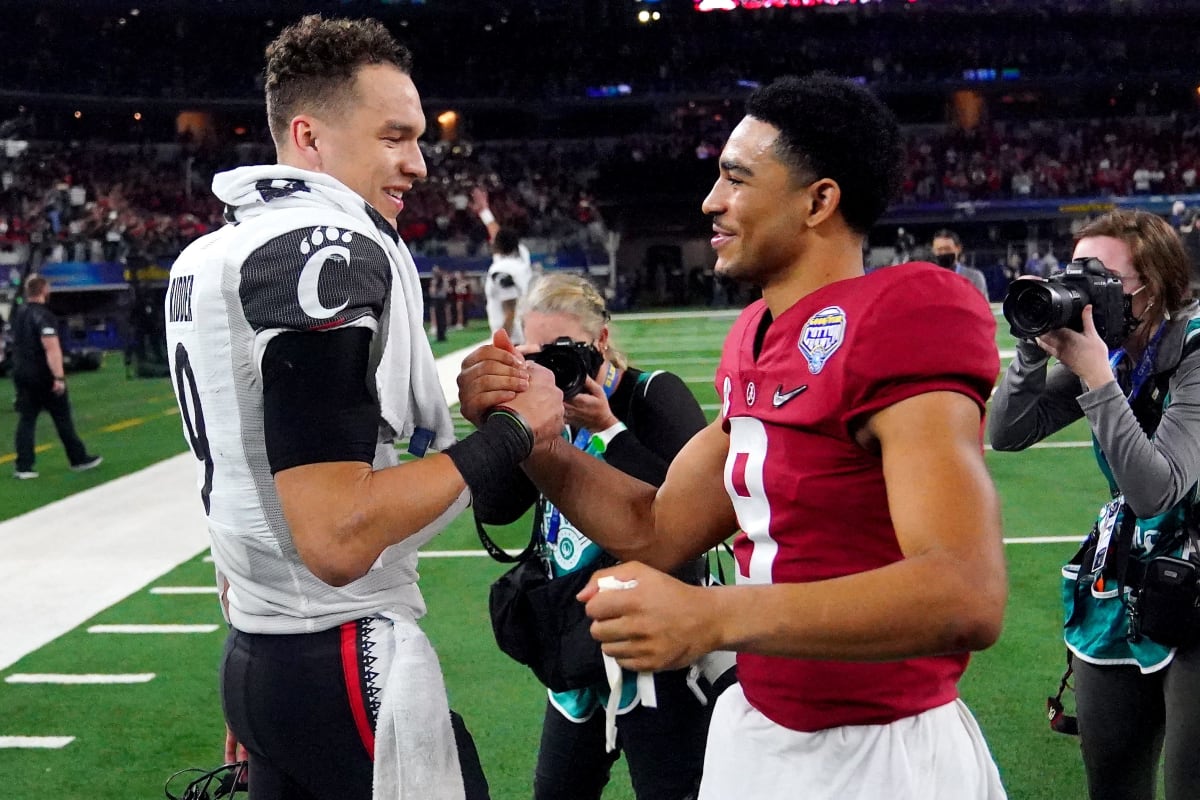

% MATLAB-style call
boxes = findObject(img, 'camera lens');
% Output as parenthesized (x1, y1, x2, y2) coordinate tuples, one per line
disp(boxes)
(1002, 280, 1081, 339)
(528, 347, 588, 399)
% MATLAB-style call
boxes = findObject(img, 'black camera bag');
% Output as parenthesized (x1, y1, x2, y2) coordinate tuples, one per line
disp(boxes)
(1136, 554, 1200, 648)
(476, 503, 615, 693)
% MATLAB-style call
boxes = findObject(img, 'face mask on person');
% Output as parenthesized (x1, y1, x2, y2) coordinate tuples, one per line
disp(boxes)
(934, 253, 958, 270)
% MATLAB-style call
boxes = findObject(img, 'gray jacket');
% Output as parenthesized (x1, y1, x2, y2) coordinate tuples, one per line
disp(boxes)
(960, 265, 989, 299)
(989, 299, 1200, 520)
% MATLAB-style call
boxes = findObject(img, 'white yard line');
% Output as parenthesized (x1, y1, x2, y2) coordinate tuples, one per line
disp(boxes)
(150, 586, 219, 595)
(88, 624, 219, 634)
(0, 736, 74, 749)
(6, 673, 155, 684)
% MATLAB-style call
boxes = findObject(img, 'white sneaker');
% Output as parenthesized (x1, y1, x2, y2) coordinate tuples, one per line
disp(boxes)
(14, 470, 39, 479)
(70, 456, 103, 472)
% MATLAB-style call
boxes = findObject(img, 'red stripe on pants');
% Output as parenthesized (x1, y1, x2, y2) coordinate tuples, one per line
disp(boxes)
(340, 621, 375, 758)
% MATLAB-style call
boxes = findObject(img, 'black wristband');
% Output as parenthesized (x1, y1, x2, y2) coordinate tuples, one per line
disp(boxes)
(445, 407, 535, 495)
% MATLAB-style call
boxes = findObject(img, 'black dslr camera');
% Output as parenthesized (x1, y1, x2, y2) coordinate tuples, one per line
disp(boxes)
(1002, 257, 1133, 349)
(527, 337, 604, 400)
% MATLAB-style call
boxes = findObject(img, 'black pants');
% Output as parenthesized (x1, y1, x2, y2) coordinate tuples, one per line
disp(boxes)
(221, 623, 490, 800)
(14, 378, 89, 471)
(1074, 639, 1200, 800)
(431, 297, 450, 341)
(532, 667, 709, 800)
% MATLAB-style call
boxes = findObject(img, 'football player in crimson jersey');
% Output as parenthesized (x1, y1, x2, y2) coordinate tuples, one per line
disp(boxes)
(459, 75, 1008, 799)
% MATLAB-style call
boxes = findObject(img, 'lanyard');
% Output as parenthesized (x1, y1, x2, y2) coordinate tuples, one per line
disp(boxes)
(1108, 322, 1166, 402)
(546, 362, 620, 545)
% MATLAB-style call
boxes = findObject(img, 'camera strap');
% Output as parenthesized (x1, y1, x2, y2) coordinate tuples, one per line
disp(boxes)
(1108, 321, 1166, 402)
(546, 365, 621, 545)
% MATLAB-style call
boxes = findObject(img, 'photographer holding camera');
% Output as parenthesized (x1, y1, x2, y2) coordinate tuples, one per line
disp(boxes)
(990, 209, 1200, 800)
(473, 273, 711, 800)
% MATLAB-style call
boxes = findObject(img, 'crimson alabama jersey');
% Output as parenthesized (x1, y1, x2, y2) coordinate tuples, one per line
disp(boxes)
(715, 262, 999, 732)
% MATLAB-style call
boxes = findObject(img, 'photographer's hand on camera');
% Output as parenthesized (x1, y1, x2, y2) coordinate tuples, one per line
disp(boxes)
(564, 376, 620, 433)
(1033, 305, 1115, 391)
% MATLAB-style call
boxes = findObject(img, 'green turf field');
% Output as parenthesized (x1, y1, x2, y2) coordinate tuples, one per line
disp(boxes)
(0, 310, 1147, 799)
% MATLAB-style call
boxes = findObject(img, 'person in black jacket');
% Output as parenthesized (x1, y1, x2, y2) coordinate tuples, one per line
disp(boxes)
(475, 273, 711, 800)
(11, 274, 102, 479)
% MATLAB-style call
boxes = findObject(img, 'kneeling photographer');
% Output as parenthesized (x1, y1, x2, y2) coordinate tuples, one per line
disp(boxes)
(471, 273, 712, 800)
(989, 210, 1200, 800)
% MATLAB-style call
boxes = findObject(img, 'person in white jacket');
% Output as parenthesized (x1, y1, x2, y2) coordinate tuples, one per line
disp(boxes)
(484, 227, 533, 345)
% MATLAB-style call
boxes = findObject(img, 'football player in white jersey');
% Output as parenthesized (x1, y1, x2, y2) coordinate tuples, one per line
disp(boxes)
(165, 15, 561, 800)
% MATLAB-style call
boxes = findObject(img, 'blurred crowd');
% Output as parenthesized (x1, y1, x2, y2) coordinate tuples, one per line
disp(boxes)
(5, 112, 1200, 269)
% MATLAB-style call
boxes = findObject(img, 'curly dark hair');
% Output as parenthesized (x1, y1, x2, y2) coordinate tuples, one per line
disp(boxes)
(745, 75, 902, 235)
(265, 15, 413, 146)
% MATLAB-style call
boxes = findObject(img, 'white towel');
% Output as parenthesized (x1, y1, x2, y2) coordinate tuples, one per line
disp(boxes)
(212, 165, 456, 455)
(595, 576, 658, 752)
(370, 227, 457, 454)
(373, 612, 465, 800)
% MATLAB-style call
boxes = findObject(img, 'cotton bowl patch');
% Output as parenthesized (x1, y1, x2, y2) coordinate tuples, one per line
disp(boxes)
(798, 306, 847, 374)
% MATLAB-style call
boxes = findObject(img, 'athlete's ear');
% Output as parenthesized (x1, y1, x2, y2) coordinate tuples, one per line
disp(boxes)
(289, 116, 322, 170)
(805, 178, 841, 228)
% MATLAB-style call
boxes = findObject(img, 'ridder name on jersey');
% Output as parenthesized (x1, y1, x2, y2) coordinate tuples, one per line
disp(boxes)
(168, 274, 194, 323)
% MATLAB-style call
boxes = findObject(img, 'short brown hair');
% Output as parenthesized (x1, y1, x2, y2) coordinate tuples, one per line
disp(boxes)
(24, 274, 48, 298)
(264, 15, 413, 147)
(1076, 209, 1193, 351)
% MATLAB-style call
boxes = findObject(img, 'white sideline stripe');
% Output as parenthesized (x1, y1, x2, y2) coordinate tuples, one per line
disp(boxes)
(203, 555, 214, 563)
(88, 624, 219, 634)
(0, 736, 74, 749)
(150, 586, 218, 595)
(6, 673, 155, 684)
(0, 454, 211, 671)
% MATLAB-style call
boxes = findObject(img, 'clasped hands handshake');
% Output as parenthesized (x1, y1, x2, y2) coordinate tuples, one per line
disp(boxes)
(456, 329, 565, 442)
(455, 330, 717, 673)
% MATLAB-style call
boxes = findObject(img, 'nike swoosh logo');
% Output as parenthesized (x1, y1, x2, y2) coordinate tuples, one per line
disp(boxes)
(772, 384, 808, 408)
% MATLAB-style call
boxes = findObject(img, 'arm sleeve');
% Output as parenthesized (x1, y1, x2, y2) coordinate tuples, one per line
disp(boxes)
(606, 370, 708, 487)
(261, 327, 379, 473)
(1082, 346, 1200, 518)
(842, 276, 1000, 434)
(471, 469, 540, 525)
(987, 340, 1086, 451)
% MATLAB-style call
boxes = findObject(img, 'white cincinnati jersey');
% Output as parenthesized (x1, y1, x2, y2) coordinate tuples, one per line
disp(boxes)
(165, 171, 442, 634)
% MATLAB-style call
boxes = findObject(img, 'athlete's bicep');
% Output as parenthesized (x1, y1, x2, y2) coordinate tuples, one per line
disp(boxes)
(867, 391, 1006, 595)
(653, 418, 740, 561)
